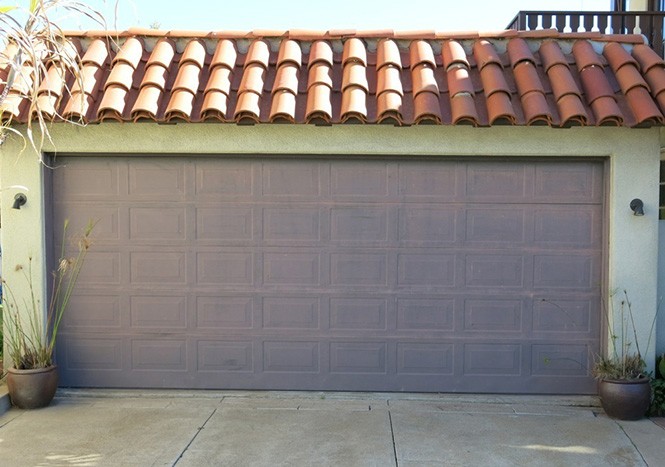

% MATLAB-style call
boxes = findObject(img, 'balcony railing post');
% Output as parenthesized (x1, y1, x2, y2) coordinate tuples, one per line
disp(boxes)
(507, 10, 665, 57)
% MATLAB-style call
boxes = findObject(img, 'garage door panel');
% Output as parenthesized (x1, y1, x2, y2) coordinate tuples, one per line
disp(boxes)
(263, 207, 321, 241)
(533, 162, 601, 202)
(262, 297, 321, 329)
(62, 294, 122, 329)
(330, 162, 390, 198)
(129, 207, 186, 240)
(197, 340, 254, 372)
(53, 156, 603, 394)
(196, 162, 253, 196)
(465, 208, 526, 243)
(329, 298, 387, 330)
(396, 298, 455, 330)
(195, 296, 254, 329)
(531, 344, 591, 376)
(398, 163, 458, 198)
(534, 206, 602, 244)
(196, 206, 254, 240)
(465, 254, 525, 288)
(129, 295, 188, 329)
(129, 161, 185, 197)
(130, 251, 187, 284)
(398, 207, 458, 244)
(533, 255, 598, 288)
(262, 162, 321, 197)
(463, 299, 523, 332)
(197, 251, 253, 285)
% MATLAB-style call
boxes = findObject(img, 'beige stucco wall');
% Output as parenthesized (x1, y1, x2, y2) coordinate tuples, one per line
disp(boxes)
(1, 123, 661, 370)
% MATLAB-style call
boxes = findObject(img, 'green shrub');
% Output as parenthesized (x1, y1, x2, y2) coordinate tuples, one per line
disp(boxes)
(649, 354, 665, 416)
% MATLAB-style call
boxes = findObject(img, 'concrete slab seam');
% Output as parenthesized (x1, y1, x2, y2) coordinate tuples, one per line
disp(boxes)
(388, 410, 399, 467)
(171, 407, 218, 466)
(616, 422, 648, 466)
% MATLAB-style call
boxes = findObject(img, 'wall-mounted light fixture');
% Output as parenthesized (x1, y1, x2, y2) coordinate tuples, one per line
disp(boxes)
(12, 193, 27, 210)
(629, 198, 644, 216)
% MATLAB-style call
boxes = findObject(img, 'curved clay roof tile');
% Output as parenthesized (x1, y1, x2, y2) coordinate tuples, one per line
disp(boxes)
(342, 38, 367, 66)
(442, 40, 469, 70)
(113, 37, 144, 68)
(277, 39, 302, 67)
(377, 39, 402, 69)
(210, 39, 237, 69)
(472, 40, 501, 71)
(409, 40, 436, 68)
(507, 38, 535, 68)
(308, 40, 333, 68)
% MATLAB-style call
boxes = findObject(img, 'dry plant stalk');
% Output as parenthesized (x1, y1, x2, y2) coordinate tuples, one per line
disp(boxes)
(1, 219, 95, 370)
(0, 0, 106, 157)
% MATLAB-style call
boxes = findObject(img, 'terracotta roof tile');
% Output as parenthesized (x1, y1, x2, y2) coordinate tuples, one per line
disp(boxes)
(632, 43, 663, 73)
(5, 30, 665, 127)
(377, 39, 401, 69)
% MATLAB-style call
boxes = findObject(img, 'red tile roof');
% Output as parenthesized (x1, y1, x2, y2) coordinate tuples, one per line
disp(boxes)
(2, 29, 665, 127)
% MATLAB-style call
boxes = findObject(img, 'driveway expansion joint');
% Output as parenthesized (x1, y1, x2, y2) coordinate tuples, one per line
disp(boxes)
(171, 407, 217, 467)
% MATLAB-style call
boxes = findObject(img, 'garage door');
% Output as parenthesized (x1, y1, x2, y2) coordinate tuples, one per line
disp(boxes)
(51, 156, 603, 394)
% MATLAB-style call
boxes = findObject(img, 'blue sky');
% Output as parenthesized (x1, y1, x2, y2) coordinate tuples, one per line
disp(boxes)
(59, 0, 611, 32)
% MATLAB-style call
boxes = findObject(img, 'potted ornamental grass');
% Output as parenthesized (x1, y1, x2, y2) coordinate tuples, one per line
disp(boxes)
(1, 219, 94, 409)
(593, 290, 658, 421)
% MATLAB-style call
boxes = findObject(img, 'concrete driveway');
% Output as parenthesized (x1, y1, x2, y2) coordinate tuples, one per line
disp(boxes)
(0, 390, 663, 466)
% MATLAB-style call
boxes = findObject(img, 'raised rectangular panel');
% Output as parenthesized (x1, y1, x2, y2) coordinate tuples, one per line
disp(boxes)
(263, 341, 319, 372)
(466, 209, 525, 243)
(534, 255, 594, 288)
(397, 298, 454, 330)
(466, 165, 525, 199)
(130, 296, 187, 329)
(129, 161, 184, 196)
(78, 252, 121, 285)
(532, 344, 589, 376)
(263, 297, 319, 329)
(331, 207, 387, 242)
(397, 254, 456, 286)
(262, 162, 320, 196)
(196, 207, 253, 240)
(54, 161, 119, 197)
(331, 253, 387, 286)
(264, 253, 320, 285)
(534, 208, 598, 246)
(196, 296, 253, 329)
(464, 344, 521, 376)
(196, 163, 253, 195)
(130, 207, 186, 240)
(197, 252, 252, 285)
(534, 163, 596, 201)
(397, 343, 454, 374)
(330, 342, 387, 373)
(398, 207, 456, 244)
(464, 300, 522, 332)
(330, 163, 388, 196)
(330, 298, 387, 330)
(62, 295, 121, 328)
(131, 339, 187, 370)
(198, 341, 253, 372)
(131, 251, 186, 284)
(263, 208, 320, 241)
(65, 338, 122, 370)
(466, 255, 523, 287)
(54, 206, 120, 242)
(533, 299, 592, 332)
(398, 163, 456, 197)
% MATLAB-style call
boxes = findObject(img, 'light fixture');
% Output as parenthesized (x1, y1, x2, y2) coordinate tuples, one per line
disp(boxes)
(12, 193, 27, 210)
(629, 198, 644, 216)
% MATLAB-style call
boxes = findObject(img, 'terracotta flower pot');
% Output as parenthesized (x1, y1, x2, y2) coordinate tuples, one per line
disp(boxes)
(6, 365, 59, 409)
(598, 377, 651, 420)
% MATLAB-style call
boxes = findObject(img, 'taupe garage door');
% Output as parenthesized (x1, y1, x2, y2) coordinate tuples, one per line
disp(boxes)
(52, 156, 603, 394)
